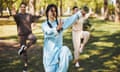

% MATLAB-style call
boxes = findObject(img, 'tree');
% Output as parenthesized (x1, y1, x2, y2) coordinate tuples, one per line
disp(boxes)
(60, 0, 62, 16)
(104, 0, 109, 20)
(6, 0, 15, 16)
(0, 0, 4, 16)
(115, 0, 120, 22)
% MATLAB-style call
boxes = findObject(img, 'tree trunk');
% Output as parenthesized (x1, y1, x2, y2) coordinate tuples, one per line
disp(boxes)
(94, 0, 99, 14)
(0, 0, 3, 16)
(104, 0, 109, 20)
(0, 7, 3, 16)
(115, 0, 120, 22)
(7, 1, 12, 16)
(60, 0, 62, 16)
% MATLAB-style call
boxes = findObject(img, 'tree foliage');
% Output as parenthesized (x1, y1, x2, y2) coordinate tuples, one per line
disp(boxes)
(0, 0, 119, 22)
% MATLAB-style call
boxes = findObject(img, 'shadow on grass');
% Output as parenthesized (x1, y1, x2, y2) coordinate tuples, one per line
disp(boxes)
(0, 42, 44, 72)
(0, 20, 16, 25)
(62, 26, 120, 72)
(0, 19, 120, 72)
(0, 35, 17, 40)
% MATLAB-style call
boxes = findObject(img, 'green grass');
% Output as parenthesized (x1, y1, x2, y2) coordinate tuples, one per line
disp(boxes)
(0, 18, 120, 72)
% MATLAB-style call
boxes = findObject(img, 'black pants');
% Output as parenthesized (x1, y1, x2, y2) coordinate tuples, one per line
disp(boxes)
(18, 33, 37, 67)
(18, 33, 37, 48)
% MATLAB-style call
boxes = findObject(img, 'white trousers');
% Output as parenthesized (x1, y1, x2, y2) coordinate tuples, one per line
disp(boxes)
(72, 30, 90, 60)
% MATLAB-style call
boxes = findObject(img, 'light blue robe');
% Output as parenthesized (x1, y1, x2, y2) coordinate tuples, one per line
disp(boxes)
(42, 11, 81, 72)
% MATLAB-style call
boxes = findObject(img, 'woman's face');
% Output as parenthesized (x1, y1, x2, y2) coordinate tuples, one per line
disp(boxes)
(48, 7, 57, 20)
(73, 8, 79, 14)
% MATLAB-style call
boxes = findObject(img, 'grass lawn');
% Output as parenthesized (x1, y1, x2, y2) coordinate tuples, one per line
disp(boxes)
(0, 18, 120, 72)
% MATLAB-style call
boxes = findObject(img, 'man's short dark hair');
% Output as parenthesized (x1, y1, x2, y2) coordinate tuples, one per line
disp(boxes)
(82, 6, 89, 13)
(72, 6, 78, 10)
(20, 2, 27, 7)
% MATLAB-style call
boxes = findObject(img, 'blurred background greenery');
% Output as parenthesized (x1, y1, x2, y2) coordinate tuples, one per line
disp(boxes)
(0, 0, 120, 72)
(0, 0, 120, 22)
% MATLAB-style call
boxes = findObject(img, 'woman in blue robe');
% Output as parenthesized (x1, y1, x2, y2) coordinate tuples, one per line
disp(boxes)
(42, 4, 82, 72)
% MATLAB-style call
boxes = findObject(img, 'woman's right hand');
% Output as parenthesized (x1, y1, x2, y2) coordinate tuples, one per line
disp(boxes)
(56, 19, 63, 30)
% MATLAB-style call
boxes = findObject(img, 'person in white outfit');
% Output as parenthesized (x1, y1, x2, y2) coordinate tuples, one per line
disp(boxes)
(72, 6, 91, 67)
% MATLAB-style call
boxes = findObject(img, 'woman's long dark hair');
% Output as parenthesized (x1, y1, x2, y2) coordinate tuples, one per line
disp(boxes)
(45, 4, 58, 28)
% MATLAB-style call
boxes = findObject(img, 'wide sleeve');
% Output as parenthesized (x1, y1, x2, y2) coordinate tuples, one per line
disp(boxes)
(13, 14, 19, 25)
(30, 14, 41, 23)
(62, 11, 82, 30)
(42, 23, 58, 38)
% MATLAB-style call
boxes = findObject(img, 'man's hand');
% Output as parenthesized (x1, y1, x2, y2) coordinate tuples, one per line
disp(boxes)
(31, 23, 37, 29)
(11, 5, 16, 15)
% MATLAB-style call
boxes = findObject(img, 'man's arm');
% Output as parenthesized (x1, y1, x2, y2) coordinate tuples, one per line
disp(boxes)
(11, 6, 19, 25)
(11, 5, 17, 16)
(31, 14, 42, 23)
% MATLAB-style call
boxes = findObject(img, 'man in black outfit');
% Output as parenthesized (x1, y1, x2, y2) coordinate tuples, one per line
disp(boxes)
(12, 2, 41, 72)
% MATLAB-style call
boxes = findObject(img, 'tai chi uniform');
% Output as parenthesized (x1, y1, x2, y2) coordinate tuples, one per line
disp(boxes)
(72, 13, 90, 60)
(72, 18, 84, 60)
(42, 11, 81, 72)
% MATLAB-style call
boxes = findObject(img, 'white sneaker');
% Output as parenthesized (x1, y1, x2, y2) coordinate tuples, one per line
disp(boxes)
(75, 62, 80, 67)
(23, 66, 28, 72)
(18, 45, 27, 55)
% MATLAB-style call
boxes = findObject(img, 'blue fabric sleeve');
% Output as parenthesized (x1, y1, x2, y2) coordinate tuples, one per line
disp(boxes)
(62, 11, 82, 30)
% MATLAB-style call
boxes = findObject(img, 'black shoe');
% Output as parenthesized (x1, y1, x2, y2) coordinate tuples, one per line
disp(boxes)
(23, 66, 28, 72)
(18, 45, 27, 55)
